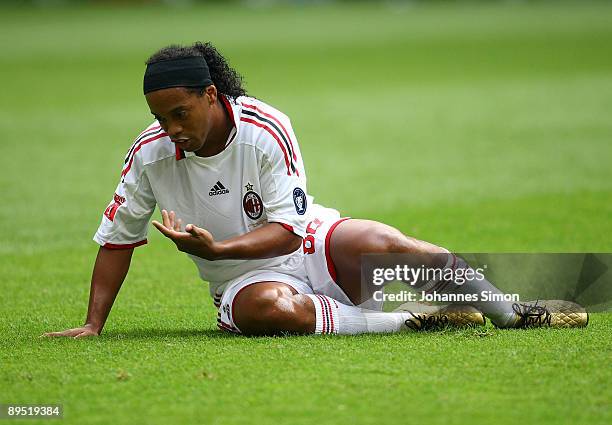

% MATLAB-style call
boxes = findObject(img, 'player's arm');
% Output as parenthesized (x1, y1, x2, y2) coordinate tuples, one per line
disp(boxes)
(44, 246, 133, 338)
(216, 222, 301, 259)
(44, 127, 158, 338)
(152, 209, 301, 260)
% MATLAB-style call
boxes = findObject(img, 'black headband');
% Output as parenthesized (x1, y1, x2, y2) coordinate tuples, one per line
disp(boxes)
(143, 56, 213, 94)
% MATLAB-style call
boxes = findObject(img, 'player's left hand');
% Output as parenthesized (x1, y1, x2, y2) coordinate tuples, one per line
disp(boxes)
(152, 210, 219, 260)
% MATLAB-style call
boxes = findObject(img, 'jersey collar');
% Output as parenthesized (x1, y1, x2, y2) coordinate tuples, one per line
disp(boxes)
(182, 94, 240, 159)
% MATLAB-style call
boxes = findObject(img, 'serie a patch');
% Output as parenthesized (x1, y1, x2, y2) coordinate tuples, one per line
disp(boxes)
(293, 187, 307, 215)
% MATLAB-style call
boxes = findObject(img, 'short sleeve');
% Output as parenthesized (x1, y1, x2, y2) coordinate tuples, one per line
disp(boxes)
(256, 116, 310, 238)
(93, 146, 157, 249)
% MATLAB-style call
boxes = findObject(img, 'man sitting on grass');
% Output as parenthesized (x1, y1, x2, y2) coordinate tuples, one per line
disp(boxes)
(45, 42, 588, 338)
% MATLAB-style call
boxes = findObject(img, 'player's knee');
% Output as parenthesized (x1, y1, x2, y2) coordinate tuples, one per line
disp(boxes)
(235, 290, 311, 336)
(366, 226, 445, 267)
(368, 225, 415, 253)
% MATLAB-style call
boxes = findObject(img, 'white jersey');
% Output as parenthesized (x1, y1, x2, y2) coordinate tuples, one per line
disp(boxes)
(94, 95, 315, 293)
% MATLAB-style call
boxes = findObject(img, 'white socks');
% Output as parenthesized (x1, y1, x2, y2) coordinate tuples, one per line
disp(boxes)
(305, 294, 410, 335)
(305, 252, 520, 334)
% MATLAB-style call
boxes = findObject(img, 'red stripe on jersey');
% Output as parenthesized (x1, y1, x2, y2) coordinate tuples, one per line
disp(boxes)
(104, 239, 147, 249)
(269, 221, 295, 233)
(240, 117, 292, 176)
(242, 103, 297, 161)
(324, 218, 351, 284)
(220, 95, 236, 128)
(125, 126, 163, 166)
(175, 145, 185, 160)
(277, 222, 294, 232)
(137, 124, 161, 139)
(121, 132, 167, 178)
(220, 95, 238, 148)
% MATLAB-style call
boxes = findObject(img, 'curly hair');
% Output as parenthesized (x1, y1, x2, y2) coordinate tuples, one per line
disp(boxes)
(146, 42, 247, 98)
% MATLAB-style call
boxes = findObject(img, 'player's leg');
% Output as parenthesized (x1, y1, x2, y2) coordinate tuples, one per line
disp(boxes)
(225, 281, 433, 336)
(231, 282, 315, 335)
(228, 280, 587, 335)
(329, 219, 446, 304)
(328, 219, 519, 327)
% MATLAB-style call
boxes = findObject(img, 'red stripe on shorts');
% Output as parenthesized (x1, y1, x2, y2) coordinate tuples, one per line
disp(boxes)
(324, 218, 351, 284)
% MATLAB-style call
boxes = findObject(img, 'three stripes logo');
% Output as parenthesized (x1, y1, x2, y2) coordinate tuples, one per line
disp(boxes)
(209, 181, 229, 196)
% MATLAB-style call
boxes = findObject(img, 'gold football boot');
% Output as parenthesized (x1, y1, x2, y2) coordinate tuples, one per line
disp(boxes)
(509, 300, 589, 328)
(394, 302, 486, 331)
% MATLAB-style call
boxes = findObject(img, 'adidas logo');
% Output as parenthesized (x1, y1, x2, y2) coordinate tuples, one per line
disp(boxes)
(209, 181, 229, 196)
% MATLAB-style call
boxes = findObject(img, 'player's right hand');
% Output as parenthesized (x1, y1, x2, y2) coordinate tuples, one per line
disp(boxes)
(42, 324, 100, 339)
(152, 209, 219, 260)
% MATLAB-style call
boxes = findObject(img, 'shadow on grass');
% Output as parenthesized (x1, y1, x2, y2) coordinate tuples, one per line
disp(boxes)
(100, 324, 497, 341)
(102, 327, 235, 340)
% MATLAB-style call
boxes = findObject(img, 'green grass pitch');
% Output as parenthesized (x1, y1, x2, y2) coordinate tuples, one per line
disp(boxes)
(1, 1, 611, 424)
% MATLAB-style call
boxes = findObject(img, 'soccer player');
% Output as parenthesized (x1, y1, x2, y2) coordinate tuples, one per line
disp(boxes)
(45, 42, 587, 338)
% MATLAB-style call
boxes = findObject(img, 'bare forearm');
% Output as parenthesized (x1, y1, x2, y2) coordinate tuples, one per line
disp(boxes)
(85, 246, 134, 333)
(153, 211, 302, 261)
(215, 223, 302, 260)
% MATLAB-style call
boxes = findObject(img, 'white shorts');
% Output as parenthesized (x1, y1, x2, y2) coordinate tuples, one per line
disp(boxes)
(216, 205, 356, 334)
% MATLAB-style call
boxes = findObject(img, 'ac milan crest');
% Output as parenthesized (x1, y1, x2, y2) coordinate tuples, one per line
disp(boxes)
(243, 190, 263, 220)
